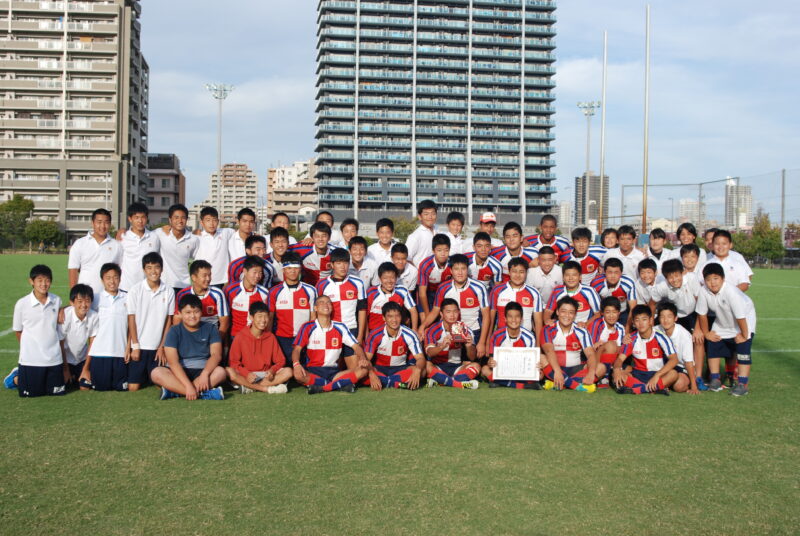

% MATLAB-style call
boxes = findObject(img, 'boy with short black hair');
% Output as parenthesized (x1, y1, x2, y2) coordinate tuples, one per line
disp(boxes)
(696, 263, 756, 396)
(675, 223, 706, 274)
(541, 297, 599, 392)
(526, 245, 563, 305)
(368, 218, 397, 264)
(126, 252, 175, 391)
(118, 202, 160, 292)
(195, 206, 236, 287)
(340, 218, 359, 248)
(708, 229, 753, 292)
(482, 301, 540, 390)
(302, 211, 346, 248)
(84, 263, 129, 392)
(223, 255, 270, 339)
(267, 226, 291, 282)
(525, 214, 570, 259)
(605, 225, 645, 279)
(424, 298, 480, 389)
(317, 248, 368, 350)
(644, 228, 669, 275)
(266, 212, 298, 254)
(68, 208, 122, 296)
(649, 258, 700, 333)
(152, 294, 226, 400)
(174, 260, 230, 339)
(291, 221, 337, 285)
(59, 284, 98, 388)
(391, 243, 418, 292)
(590, 257, 638, 331)
(159, 203, 199, 295)
(7, 265, 66, 397)
(544, 261, 601, 327)
(680, 243, 705, 280)
(490, 257, 543, 336)
(366, 262, 418, 332)
(406, 199, 439, 267)
(466, 232, 503, 290)
(227, 234, 276, 288)
(443, 211, 467, 254)
(417, 233, 452, 321)
(363, 301, 425, 390)
(348, 236, 378, 286)
(587, 297, 626, 384)
(633, 258, 659, 306)
(267, 251, 318, 360)
(490, 222, 539, 280)
(656, 301, 700, 394)
(601, 228, 619, 249)
(563, 227, 605, 285)
(228, 207, 257, 260)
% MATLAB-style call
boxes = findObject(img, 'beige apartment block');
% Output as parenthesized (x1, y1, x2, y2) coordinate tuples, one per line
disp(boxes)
(191, 163, 259, 228)
(146, 153, 185, 225)
(266, 158, 318, 221)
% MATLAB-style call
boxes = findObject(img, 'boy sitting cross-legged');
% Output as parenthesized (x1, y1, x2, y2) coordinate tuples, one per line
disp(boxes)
(363, 302, 426, 391)
(482, 301, 541, 390)
(586, 297, 626, 386)
(540, 297, 599, 393)
(226, 301, 292, 394)
(423, 298, 480, 389)
(152, 294, 226, 400)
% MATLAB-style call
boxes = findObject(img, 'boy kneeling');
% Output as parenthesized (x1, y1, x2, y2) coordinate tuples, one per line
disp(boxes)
(226, 301, 292, 394)
(152, 294, 226, 400)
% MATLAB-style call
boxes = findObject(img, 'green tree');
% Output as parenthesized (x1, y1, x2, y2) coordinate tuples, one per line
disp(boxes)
(750, 214, 785, 262)
(25, 219, 63, 248)
(392, 216, 419, 243)
(0, 195, 35, 249)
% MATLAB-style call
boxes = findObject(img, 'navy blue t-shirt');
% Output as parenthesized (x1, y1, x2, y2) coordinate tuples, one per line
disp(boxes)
(164, 322, 221, 370)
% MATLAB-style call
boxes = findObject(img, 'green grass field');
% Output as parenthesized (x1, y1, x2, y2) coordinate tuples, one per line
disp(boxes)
(0, 255, 798, 535)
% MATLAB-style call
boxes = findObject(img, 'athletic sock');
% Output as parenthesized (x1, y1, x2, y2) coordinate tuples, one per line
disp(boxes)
(453, 365, 478, 383)
(710, 373, 721, 381)
(430, 367, 460, 388)
(737, 376, 749, 385)
(323, 372, 358, 392)
(623, 375, 648, 394)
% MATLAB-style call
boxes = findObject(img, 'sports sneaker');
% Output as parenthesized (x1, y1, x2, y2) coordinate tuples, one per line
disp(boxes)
(488, 381, 500, 388)
(340, 384, 356, 393)
(426, 378, 438, 388)
(654, 388, 670, 396)
(695, 377, 708, 391)
(460, 380, 479, 390)
(542, 379, 555, 391)
(575, 383, 596, 393)
(200, 386, 224, 400)
(730, 383, 749, 397)
(3, 367, 18, 389)
(160, 387, 179, 400)
(708, 378, 724, 392)
(267, 384, 288, 394)
(616, 386, 634, 395)
(307, 385, 324, 395)
(239, 385, 254, 395)
(524, 381, 542, 390)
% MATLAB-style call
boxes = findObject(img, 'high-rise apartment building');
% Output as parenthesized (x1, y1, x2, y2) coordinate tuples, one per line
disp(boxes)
(573, 171, 609, 226)
(267, 158, 318, 220)
(145, 153, 185, 225)
(0, 0, 149, 239)
(191, 163, 258, 227)
(724, 178, 753, 229)
(678, 198, 704, 225)
(315, 0, 557, 226)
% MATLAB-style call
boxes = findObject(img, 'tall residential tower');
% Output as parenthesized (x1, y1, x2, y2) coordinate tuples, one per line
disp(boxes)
(315, 0, 557, 227)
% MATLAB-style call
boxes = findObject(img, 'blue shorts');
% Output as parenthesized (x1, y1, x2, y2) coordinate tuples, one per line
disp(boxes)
(619, 310, 630, 327)
(68, 362, 85, 383)
(128, 349, 159, 386)
(707, 334, 754, 364)
(276, 336, 295, 364)
(307, 366, 340, 382)
(375, 365, 407, 376)
(183, 367, 205, 381)
(88, 357, 128, 391)
(342, 328, 359, 358)
(417, 291, 436, 314)
(632, 369, 657, 383)
(17, 364, 66, 398)
(434, 362, 464, 377)
(677, 312, 697, 333)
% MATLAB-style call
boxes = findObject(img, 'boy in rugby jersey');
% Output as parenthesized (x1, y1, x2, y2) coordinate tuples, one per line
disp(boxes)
(524, 214, 570, 259)
(612, 305, 678, 395)
(540, 297, 599, 393)
(586, 297, 626, 384)
(590, 257, 638, 331)
(490, 222, 539, 280)
(482, 301, 541, 390)
(563, 227, 605, 285)
(348, 236, 378, 286)
(290, 221, 337, 285)
(266, 227, 291, 283)
(366, 262, 418, 332)
(266, 251, 318, 361)
(634, 258, 659, 306)
(656, 301, 700, 394)
(696, 263, 756, 396)
(489, 257, 543, 338)
(227, 234, 276, 288)
(291, 295, 369, 394)
(223, 255, 270, 339)
(417, 233, 452, 322)
(316, 248, 368, 353)
(174, 260, 230, 340)
(466, 232, 503, 290)
(363, 302, 425, 390)
(420, 254, 490, 357)
(544, 261, 601, 328)
(391, 243, 418, 292)
(424, 298, 480, 389)
(526, 245, 563, 306)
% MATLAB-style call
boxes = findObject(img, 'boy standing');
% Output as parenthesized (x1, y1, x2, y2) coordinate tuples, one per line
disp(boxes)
(267, 251, 318, 360)
(291, 221, 337, 285)
(443, 211, 467, 255)
(406, 199, 439, 267)
(490, 222, 539, 280)
(468, 212, 503, 250)
(563, 227, 606, 285)
(348, 236, 379, 287)
(227, 208, 257, 260)
(466, 232, 503, 290)
(417, 234, 452, 321)
(368, 218, 398, 265)
(68, 208, 122, 296)
(644, 228, 669, 275)
(316, 248, 368, 349)
(223, 256, 270, 339)
(634, 259, 660, 305)
(227, 235, 276, 288)
(649, 259, 701, 332)
(159, 204, 199, 294)
(265, 212, 298, 254)
(526, 245, 563, 305)
(118, 202, 160, 292)
(525, 215, 570, 259)
(126, 253, 175, 391)
(83, 263, 129, 391)
(656, 302, 700, 394)
(195, 206, 236, 287)
(266, 227, 291, 283)
(604, 225, 645, 280)
(391, 243, 418, 292)
(707, 230, 753, 292)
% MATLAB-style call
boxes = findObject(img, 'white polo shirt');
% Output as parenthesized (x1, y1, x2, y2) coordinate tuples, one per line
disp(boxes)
(442, 230, 467, 255)
(126, 280, 175, 350)
(603, 247, 646, 280)
(159, 228, 199, 288)
(635, 279, 657, 305)
(656, 324, 694, 367)
(89, 289, 129, 358)
(706, 252, 753, 288)
(195, 227, 235, 285)
(367, 241, 397, 265)
(405, 224, 438, 267)
(13, 292, 62, 367)
(227, 231, 252, 261)
(649, 272, 701, 318)
(349, 256, 379, 287)
(67, 232, 123, 296)
(526, 264, 563, 305)
(398, 263, 419, 292)
(119, 228, 160, 291)
(59, 306, 99, 365)
(695, 282, 756, 339)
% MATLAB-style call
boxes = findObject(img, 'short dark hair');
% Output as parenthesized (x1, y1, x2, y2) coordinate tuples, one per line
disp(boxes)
(200, 206, 218, 220)
(562, 260, 581, 275)
(656, 300, 678, 318)
(538, 246, 555, 256)
(446, 211, 465, 225)
(702, 262, 725, 279)
(556, 296, 578, 311)
(142, 251, 163, 269)
(638, 258, 657, 274)
(507, 257, 528, 272)
(601, 228, 618, 241)
(432, 234, 451, 249)
(100, 262, 121, 278)
(618, 225, 636, 239)
(245, 234, 266, 250)
(127, 202, 148, 218)
(704, 227, 719, 237)
(281, 251, 302, 266)
(505, 301, 523, 316)
(242, 255, 265, 272)
(349, 236, 368, 249)
(604, 257, 624, 271)
(676, 222, 698, 239)
(600, 296, 621, 311)
(310, 221, 332, 238)
(650, 228, 666, 240)
(417, 199, 438, 215)
(272, 212, 289, 222)
(449, 254, 469, 268)
(473, 232, 491, 245)
(190, 259, 212, 276)
(237, 207, 256, 220)
(713, 229, 732, 243)
(382, 301, 404, 317)
(269, 227, 289, 242)
(391, 243, 408, 256)
(91, 208, 111, 221)
(330, 248, 351, 264)
(376, 218, 394, 232)
(680, 243, 700, 257)
(249, 301, 269, 316)
(661, 259, 684, 276)
(69, 283, 93, 302)
(29, 264, 52, 281)
(178, 293, 202, 311)
(440, 297, 459, 311)
(571, 227, 593, 241)
(340, 218, 359, 231)
(631, 304, 652, 319)
(503, 222, 523, 237)
(378, 262, 399, 278)
(168, 203, 189, 218)
(316, 210, 334, 223)
(540, 214, 557, 226)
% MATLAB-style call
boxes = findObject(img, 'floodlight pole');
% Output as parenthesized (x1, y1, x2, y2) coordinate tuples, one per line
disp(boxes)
(205, 83, 235, 175)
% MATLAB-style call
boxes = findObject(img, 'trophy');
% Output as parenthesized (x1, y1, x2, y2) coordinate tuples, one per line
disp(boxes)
(451, 321, 469, 344)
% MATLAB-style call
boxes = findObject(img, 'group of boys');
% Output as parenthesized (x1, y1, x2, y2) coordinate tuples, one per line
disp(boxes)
(6, 197, 756, 399)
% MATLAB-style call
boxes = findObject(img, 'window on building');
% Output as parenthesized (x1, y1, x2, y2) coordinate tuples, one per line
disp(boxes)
(161, 178, 170, 188)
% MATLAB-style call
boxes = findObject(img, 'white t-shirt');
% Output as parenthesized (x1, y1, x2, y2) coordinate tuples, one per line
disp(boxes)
(349, 256, 380, 287)
(695, 282, 757, 339)
(649, 272, 700, 318)
(59, 306, 99, 365)
(159, 228, 199, 288)
(604, 247, 646, 280)
(634, 279, 657, 305)
(119, 228, 161, 291)
(706, 252, 753, 288)
(126, 280, 175, 350)
(656, 324, 694, 367)
(405, 225, 438, 267)
(367, 241, 397, 266)
(526, 264, 563, 305)
(13, 292, 62, 367)
(398, 263, 419, 292)
(89, 290, 129, 358)
(441, 230, 467, 255)
(227, 231, 251, 261)
(195, 227, 235, 285)
(68, 232, 123, 296)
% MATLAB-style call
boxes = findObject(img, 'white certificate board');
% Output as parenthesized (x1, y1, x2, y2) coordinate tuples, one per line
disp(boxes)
(493, 347, 540, 381)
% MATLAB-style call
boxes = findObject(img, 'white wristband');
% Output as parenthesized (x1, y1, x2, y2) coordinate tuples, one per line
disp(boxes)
(131, 343, 140, 351)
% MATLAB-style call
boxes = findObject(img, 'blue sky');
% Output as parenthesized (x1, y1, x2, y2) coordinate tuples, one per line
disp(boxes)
(141, 1, 800, 223)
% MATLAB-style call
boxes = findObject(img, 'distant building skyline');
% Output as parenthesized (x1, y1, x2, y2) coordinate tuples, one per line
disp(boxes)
(146, 154, 185, 225)
(573, 171, 609, 227)
(267, 159, 318, 221)
(191, 163, 258, 227)
(725, 178, 754, 228)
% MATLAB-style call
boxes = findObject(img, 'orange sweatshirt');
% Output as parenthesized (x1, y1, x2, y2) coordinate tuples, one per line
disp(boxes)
(229, 327, 286, 376)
